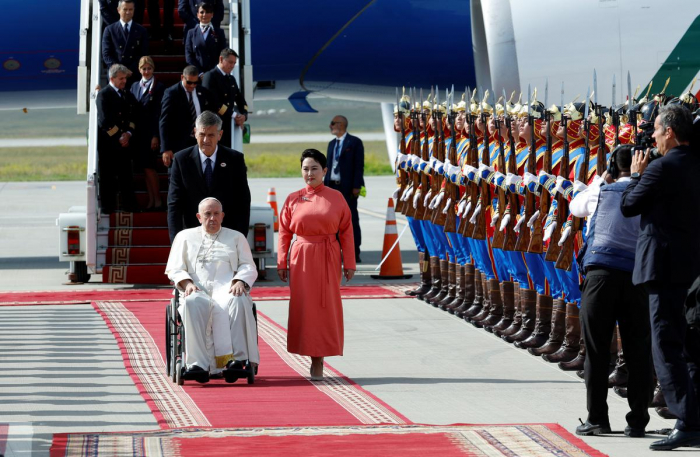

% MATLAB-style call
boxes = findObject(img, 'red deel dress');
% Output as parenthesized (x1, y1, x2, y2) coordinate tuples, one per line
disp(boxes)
(277, 183, 356, 357)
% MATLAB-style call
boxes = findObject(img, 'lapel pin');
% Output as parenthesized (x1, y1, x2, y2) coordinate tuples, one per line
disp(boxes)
(221, 162, 227, 167)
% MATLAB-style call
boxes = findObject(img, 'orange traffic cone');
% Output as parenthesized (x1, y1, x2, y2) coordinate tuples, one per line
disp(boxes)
(371, 198, 413, 280)
(267, 188, 279, 232)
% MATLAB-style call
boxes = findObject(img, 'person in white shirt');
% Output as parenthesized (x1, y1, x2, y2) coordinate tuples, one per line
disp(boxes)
(165, 197, 258, 383)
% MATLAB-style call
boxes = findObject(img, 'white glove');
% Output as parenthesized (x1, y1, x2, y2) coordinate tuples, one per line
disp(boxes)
(527, 210, 540, 228)
(506, 173, 522, 188)
(442, 197, 452, 214)
(554, 176, 566, 195)
(499, 214, 511, 232)
(543, 221, 557, 242)
(538, 169, 553, 179)
(469, 203, 482, 224)
(402, 186, 413, 201)
(463, 165, 477, 181)
(558, 226, 571, 246)
(462, 200, 472, 217)
(573, 180, 588, 194)
(493, 171, 505, 184)
(413, 190, 421, 209)
(429, 157, 440, 171)
(514, 215, 525, 233)
(420, 158, 431, 173)
(490, 212, 500, 227)
(431, 192, 444, 209)
(392, 187, 400, 199)
(397, 152, 408, 165)
(423, 189, 433, 206)
(523, 172, 537, 187)
(458, 199, 467, 216)
(446, 163, 461, 179)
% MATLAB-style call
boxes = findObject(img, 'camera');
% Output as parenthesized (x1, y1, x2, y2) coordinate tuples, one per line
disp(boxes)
(634, 122, 663, 163)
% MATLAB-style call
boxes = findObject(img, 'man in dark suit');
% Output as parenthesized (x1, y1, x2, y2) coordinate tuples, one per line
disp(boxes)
(324, 115, 364, 261)
(185, 2, 227, 74)
(201, 48, 247, 148)
(96, 64, 138, 213)
(178, 0, 224, 34)
(621, 104, 700, 450)
(102, 0, 149, 86)
(99, 0, 120, 25)
(133, 0, 174, 41)
(167, 110, 251, 241)
(159, 65, 214, 168)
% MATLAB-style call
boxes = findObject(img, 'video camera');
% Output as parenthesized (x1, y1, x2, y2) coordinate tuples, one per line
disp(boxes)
(634, 122, 663, 162)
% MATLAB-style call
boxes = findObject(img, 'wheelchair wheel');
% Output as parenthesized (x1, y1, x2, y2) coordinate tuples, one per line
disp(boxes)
(176, 360, 184, 386)
(165, 305, 172, 377)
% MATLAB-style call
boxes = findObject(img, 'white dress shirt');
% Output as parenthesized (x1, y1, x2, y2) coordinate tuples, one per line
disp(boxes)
(198, 147, 218, 172)
(182, 82, 202, 115)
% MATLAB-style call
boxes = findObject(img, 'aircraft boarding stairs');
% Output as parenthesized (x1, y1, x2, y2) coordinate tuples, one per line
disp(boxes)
(99, 1, 229, 285)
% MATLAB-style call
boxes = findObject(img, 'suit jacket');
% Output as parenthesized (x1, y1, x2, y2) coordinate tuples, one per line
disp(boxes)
(201, 67, 248, 121)
(129, 78, 165, 147)
(324, 133, 365, 196)
(185, 25, 227, 74)
(178, 0, 224, 31)
(167, 145, 251, 241)
(96, 85, 137, 149)
(159, 82, 214, 153)
(99, 0, 120, 25)
(621, 145, 700, 285)
(102, 21, 149, 76)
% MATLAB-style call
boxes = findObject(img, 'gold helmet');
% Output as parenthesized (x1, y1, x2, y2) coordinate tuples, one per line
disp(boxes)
(480, 89, 493, 116)
(422, 93, 433, 113)
(454, 92, 467, 112)
(509, 93, 522, 117)
(494, 96, 505, 117)
(469, 88, 479, 115)
(394, 87, 411, 116)
(547, 104, 561, 122)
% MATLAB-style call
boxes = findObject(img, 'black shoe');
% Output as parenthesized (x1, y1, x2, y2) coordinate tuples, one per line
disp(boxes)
(356, 255, 362, 263)
(649, 429, 700, 451)
(655, 406, 678, 420)
(223, 360, 245, 383)
(624, 426, 645, 438)
(575, 421, 611, 436)
(182, 365, 209, 384)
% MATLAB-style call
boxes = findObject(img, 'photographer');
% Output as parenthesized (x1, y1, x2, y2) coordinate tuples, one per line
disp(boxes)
(571, 146, 652, 438)
(621, 104, 700, 450)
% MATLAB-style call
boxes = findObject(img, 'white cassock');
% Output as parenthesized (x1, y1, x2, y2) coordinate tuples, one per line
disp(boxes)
(165, 227, 259, 372)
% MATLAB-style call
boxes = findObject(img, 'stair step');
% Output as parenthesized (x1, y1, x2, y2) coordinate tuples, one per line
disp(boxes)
(103, 265, 171, 284)
(109, 212, 168, 228)
(151, 55, 187, 72)
(109, 228, 171, 246)
(149, 39, 185, 55)
(106, 246, 171, 264)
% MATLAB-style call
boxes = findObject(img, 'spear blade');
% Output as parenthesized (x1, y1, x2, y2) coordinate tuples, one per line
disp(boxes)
(544, 78, 549, 109)
(593, 69, 598, 107)
(584, 86, 590, 120)
(612, 74, 616, 108)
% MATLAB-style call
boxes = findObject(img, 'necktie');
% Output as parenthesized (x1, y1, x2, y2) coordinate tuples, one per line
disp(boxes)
(204, 158, 213, 189)
(333, 139, 341, 175)
(188, 91, 197, 128)
(124, 22, 129, 37)
(140, 81, 147, 99)
(202, 25, 209, 35)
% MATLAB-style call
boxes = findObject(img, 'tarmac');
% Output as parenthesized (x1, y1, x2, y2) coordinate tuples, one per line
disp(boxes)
(0, 176, 676, 456)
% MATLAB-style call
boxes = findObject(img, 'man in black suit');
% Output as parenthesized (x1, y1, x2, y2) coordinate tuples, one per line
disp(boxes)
(324, 115, 364, 261)
(167, 110, 251, 241)
(159, 65, 214, 168)
(102, 0, 149, 86)
(96, 64, 138, 213)
(621, 104, 700, 450)
(201, 48, 247, 148)
(178, 0, 224, 34)
(185, 2, 227, 74)
(99, 0, 120, 25)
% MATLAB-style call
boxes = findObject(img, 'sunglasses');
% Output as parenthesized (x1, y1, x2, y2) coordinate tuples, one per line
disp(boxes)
(185, 80, 199, 85)
(330, 121, 339, 125)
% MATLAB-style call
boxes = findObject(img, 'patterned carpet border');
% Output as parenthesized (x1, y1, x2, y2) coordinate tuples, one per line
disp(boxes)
(0, 284, 417, 306)
(51, 424, 608, 457)
(94, 301, 408, 429)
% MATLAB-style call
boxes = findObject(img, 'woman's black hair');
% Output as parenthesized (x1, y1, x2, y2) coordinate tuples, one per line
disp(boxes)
(300, 149, 327, 169)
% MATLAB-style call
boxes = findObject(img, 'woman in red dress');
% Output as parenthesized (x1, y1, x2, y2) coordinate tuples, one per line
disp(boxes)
(277, 149, 356, 380)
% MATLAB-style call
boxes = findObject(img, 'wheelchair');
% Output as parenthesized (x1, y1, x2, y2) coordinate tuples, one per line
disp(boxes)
(165, 288, 258, 385)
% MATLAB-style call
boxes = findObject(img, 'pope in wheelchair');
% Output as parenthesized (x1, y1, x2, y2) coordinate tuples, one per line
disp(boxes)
(165, 197, 259, 384)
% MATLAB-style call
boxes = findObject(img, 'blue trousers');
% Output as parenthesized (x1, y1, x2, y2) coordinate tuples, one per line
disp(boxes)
(556, 262, 581, 305)
(543, 259, 564, 299)
(446, 220, 470, 265)
(406, 216, 426, 253)
(506, 251, 531, 289)
(428, 222, 454, 262)
(469, 238, 495, 280)
(524, 252, 546, 295)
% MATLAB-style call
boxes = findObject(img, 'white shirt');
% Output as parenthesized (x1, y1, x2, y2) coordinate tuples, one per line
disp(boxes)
(570, 176, 630, 236)
(109, 82, 122, 96)
(199, 147, 218, 172)
(119, 19, 133, 31)
(182, 82, 202, 115)
(139, 78, 152, 98)
(200, 22, 212, 40)
(330, 132, 347, 181)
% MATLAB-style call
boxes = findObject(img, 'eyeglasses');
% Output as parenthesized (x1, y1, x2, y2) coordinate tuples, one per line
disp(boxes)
(185, 80, 198, 85)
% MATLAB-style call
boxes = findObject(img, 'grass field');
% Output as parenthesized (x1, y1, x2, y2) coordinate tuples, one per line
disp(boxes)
(0, 141, 393, 181)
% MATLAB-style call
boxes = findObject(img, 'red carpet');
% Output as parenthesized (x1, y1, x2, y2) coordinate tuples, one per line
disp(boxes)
(93, 300, 408, 429)
(0, 284, 415, 305)
(51, 424, 609, 457)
